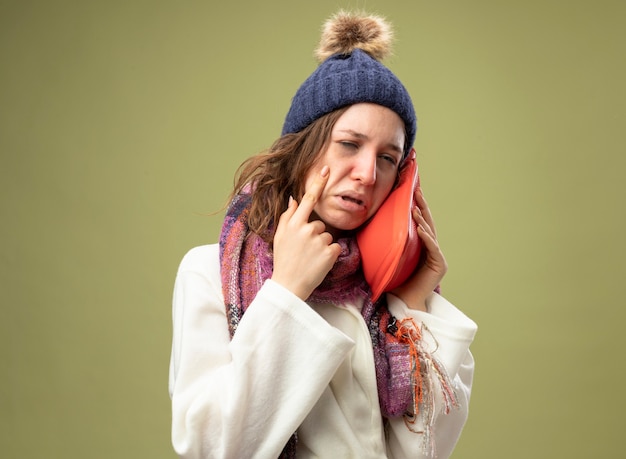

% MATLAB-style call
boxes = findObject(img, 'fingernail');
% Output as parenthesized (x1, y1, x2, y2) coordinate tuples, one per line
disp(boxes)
(288, 196, 294, 205)
(320, 165, 329, 177)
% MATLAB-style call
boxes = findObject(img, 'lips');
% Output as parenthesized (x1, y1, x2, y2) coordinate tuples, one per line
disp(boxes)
(337, 190, 369, 210)
(341, 195, 364, 206)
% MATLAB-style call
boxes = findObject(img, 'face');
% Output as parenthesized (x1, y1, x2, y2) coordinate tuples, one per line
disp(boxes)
(305, 103, 406, 237)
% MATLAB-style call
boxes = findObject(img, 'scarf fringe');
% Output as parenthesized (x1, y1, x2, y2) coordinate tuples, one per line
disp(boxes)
(393, 318, 459, 456)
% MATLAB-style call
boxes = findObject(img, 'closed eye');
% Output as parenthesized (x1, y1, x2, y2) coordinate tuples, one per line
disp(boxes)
(380, 154, 398, 165)
(377, 153, 401, 170)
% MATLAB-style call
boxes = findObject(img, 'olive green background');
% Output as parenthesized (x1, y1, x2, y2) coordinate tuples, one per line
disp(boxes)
(2, 1, 624, 458)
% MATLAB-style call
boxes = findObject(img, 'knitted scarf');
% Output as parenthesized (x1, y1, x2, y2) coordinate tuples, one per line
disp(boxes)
(219, 192, 458, 457)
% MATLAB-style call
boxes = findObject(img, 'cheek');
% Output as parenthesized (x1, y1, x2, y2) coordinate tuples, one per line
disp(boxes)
(305, 161, 339, 193)
(302, 166, 333, 205)
(370, 176, 397, 213)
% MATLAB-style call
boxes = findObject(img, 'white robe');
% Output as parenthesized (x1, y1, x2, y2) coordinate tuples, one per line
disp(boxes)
(169, 244, 477, 458)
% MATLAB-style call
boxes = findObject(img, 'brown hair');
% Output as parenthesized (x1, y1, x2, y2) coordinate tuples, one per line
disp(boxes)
(231, 107, 350, 242)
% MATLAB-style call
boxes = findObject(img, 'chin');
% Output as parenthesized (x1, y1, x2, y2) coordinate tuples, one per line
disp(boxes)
(317, 208, 371, 235)
(325, 219, 367, 236)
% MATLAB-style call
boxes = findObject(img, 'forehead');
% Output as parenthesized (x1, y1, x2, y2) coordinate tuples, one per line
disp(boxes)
(333, 103, 405, 150)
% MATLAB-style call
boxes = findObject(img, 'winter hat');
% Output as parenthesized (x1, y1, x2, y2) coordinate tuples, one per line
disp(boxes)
(281, 11, 417, 155)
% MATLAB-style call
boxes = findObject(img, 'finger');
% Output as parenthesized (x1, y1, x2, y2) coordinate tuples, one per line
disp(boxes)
(417, 224, 435, 253)
(276, 195, 298, 230)
(413, 207, 435, 238)
(414, 207, 443, 255)
(310, 219, 328, 235)
(414, 188, 437, 237)
(293, 165, 329, 222)
(319, 231, 334, 246)
(417, 222, 437, 248)
(417, 223, 445, 267)
(328, 241, 343, 259)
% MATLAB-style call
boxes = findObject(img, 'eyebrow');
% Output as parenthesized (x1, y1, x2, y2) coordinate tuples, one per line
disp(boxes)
(336, 129, 403, 156)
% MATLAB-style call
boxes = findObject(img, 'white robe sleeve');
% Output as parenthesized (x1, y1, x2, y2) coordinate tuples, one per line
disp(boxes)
(385, 292, 477, 459)
(168, 245, 354, 459)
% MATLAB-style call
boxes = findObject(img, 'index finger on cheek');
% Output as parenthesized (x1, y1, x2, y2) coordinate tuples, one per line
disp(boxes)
(295, 165, 329, 220)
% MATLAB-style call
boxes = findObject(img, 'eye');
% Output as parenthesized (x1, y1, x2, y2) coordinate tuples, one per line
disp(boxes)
(339, 141, 358, 149)
(378, 154, 398, 167)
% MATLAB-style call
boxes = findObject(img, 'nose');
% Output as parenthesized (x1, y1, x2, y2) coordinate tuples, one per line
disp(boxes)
(352, 152, 377, 185)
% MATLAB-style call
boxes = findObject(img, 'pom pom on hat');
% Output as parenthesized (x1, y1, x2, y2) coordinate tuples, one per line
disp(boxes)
(315, 10, 393, 62)
(282, 11, 417, 154)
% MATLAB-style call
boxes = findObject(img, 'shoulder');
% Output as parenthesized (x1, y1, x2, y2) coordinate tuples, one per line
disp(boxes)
(177, 244, 220, 281)
(173, 244, 224, 309)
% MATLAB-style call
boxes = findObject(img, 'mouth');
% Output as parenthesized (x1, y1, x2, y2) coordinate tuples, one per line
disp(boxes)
(340, 195, 366, 207)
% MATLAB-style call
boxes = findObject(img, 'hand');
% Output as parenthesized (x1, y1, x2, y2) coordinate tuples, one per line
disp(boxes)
(391, 188, 448, 311)
(271, 166, 342, 300)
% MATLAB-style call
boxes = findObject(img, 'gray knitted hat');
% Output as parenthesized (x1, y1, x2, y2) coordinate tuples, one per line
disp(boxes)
(281, 11, 417, 154)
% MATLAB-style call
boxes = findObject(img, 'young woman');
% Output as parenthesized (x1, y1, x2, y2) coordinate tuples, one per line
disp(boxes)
(169, 11, 477, 459)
